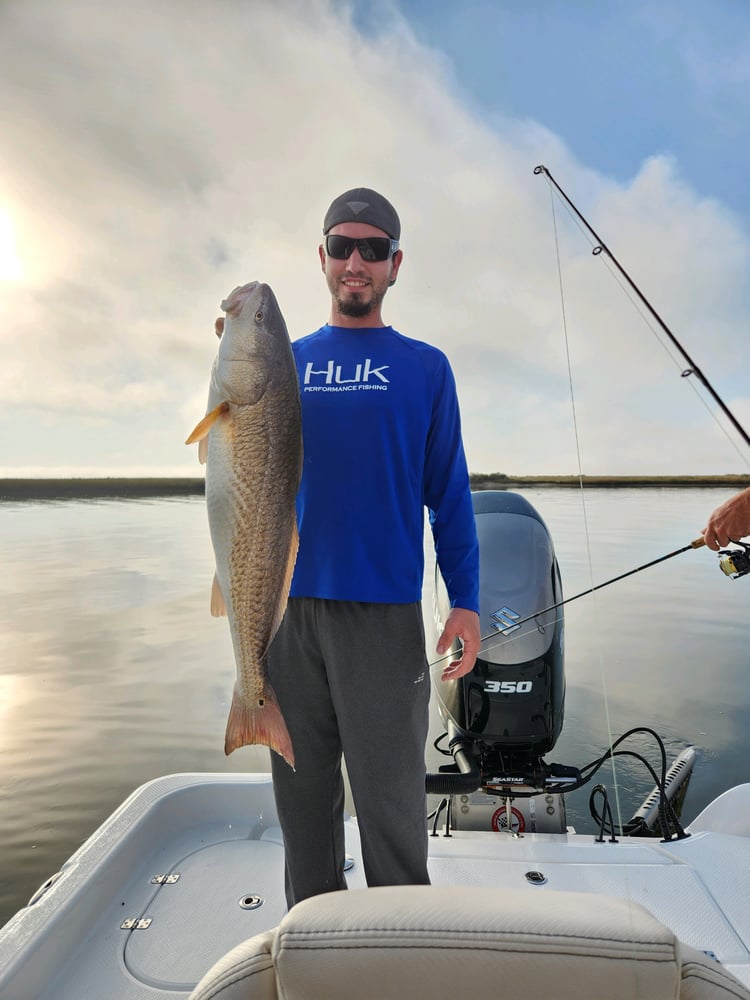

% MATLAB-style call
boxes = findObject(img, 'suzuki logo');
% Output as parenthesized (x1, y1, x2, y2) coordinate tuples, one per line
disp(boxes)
(490, 606, 521, 635)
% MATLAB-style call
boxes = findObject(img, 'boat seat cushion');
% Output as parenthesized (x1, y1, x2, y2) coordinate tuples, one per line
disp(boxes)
(189, 885, 750, 1000)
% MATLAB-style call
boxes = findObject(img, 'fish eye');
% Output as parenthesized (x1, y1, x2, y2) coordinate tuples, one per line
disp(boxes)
(255, 310, 264, 323)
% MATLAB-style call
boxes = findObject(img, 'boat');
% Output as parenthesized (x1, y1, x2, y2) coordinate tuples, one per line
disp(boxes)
(1, 492, 748, 999)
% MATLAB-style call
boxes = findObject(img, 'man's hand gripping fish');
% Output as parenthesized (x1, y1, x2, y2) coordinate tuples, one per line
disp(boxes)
(186, 282, 301, 767)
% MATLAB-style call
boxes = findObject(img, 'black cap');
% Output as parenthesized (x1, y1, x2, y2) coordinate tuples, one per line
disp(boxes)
(323, 187, 401, 240)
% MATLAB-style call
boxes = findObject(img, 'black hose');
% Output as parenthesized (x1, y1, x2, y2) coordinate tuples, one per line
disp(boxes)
(425, 738, 481, 795)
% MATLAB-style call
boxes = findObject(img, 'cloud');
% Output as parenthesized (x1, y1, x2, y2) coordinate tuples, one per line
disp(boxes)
(1, 0, 749, 476)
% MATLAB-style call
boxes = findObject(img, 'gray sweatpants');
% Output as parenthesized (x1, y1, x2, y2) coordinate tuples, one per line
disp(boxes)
(267, 597, 431, 908)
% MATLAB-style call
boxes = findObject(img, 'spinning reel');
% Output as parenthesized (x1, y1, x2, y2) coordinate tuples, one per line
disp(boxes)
(718, 541, 750, 580)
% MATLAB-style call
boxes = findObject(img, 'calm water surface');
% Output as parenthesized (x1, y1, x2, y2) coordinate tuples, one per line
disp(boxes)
(1, 487, 748, 926)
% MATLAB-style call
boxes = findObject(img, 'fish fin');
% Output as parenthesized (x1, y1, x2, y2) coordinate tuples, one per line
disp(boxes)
(185, 401, 230, 445)
(198, 436, 209, 465)
(224, 680, 295, 768)
(210, 573, 227, 617)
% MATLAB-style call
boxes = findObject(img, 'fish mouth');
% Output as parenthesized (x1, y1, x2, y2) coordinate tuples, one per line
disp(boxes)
(221, 281, 263, 318)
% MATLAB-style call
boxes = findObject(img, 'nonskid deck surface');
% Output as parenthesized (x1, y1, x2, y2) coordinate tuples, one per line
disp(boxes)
(0, 774, 748, 999)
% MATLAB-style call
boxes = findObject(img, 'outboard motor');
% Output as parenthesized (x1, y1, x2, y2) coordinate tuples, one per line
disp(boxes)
(428, 492, 578, 833)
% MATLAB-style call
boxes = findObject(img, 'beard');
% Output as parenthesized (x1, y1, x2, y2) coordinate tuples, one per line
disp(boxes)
(329, 274, 390, 319)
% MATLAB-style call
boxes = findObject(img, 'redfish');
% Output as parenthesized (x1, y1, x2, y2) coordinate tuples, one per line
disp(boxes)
(186, 282, 301, 766)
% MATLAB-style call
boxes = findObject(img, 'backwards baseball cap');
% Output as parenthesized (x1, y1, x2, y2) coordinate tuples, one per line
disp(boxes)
(323, 187, 401, 240)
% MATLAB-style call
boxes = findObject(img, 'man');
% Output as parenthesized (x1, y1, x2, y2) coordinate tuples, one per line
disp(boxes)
(267, 187, 481, 908)
(703, 487, 750, 550)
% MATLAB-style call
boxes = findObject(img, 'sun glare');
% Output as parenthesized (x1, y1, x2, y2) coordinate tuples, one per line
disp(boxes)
(0, 209, 24, 281)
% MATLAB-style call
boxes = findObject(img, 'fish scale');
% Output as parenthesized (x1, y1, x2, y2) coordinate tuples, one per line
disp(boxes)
(223, 409, 288, 695)
(187, 282, 302, 767)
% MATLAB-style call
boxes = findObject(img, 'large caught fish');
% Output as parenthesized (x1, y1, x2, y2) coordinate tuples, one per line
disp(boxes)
(186, 282, 301, 766)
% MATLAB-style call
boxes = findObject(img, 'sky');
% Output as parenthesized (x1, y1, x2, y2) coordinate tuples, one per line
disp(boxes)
(1, 0, 750, 477)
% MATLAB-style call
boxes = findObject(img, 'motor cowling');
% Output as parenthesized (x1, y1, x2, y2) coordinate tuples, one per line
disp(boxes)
(433, 491, 565, 758)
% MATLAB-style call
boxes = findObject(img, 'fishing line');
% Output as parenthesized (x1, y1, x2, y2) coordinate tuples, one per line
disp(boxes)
(549, 185, 627, 839)
(589, 235, 750, 470)
(534, 164, 750, 452)
(538, 175, 749, 467)
(551, 201, 703, 378)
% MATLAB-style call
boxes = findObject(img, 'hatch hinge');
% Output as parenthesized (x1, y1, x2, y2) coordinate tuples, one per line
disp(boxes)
(120, 917, 152, 930)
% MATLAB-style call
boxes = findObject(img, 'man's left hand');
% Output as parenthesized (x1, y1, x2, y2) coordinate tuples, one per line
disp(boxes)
(436, 607, 481, 681)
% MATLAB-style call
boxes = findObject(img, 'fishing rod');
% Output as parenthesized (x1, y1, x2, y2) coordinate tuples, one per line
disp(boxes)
(478, 532, 750, 647)
(534, 164, 750, 450)
(431, 532, 749, 667)
(484, 535, 707, 642)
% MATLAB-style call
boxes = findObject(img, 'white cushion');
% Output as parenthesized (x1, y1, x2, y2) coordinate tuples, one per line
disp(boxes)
(190, 885, 750, 1000)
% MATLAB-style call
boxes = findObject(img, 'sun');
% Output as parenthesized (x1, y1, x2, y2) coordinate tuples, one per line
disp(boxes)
(0, 209, 23, 281)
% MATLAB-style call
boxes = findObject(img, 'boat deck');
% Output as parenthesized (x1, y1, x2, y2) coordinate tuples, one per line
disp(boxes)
(1, 773, 748, 999)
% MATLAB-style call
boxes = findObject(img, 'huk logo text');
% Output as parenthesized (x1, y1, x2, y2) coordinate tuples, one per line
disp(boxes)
(303, 359, 390, 385)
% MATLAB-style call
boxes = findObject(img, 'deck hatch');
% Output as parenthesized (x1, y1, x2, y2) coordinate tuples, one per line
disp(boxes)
(124, 838, 285, 989)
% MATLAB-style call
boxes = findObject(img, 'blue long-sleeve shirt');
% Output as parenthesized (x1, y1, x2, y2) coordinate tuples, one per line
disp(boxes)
(289, 324, 479, 613)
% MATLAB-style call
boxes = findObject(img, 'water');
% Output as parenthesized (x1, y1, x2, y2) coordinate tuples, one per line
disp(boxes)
(0, 486, 748, 927)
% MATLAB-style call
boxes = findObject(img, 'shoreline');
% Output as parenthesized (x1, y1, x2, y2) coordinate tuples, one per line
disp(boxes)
(470, 473, 750, 489)
(1, 474, 749, 500)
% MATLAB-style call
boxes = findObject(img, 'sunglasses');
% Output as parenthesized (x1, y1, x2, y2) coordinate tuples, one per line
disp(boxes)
(324, 234, 400, 262)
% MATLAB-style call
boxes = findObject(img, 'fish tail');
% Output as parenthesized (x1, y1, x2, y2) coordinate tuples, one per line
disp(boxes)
(224, 681, 295, 769)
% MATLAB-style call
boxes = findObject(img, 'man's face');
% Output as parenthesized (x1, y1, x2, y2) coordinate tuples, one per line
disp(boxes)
(319, 221, 402, 320)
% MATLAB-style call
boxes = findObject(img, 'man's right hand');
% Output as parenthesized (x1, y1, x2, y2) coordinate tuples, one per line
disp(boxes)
(702, 487, 750, 550)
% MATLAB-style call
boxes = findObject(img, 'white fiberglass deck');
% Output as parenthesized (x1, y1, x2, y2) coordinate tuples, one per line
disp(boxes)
(0, 773, 748, 999)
